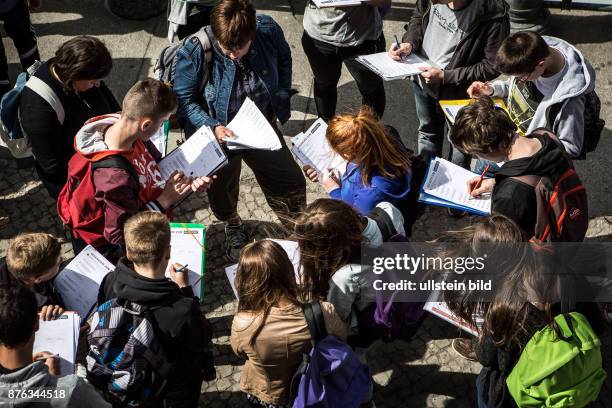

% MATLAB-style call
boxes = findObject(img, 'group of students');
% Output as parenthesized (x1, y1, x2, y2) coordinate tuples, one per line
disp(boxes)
(0, 0, 608, 407)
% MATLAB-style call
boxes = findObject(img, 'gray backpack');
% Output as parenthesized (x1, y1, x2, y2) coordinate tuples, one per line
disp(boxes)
(154, 26, 213, 92)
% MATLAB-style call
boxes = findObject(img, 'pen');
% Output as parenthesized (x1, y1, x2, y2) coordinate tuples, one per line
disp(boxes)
(34, 354, 59, 361)
(176, 264, 189, 273)
(394, 34, 404, 61)
(468, 163, 491, 200)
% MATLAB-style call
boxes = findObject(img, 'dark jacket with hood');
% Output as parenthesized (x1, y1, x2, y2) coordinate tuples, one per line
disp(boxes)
(402, 0, 510, 100)
(20, 60, 120, 187)
(0, 259, 64, 309)
(97, 258, 213, 406)
(492, 131, 577, 238)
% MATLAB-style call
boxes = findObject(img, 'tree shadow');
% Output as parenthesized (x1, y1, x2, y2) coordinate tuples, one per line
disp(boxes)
(548, 11, 612, 44)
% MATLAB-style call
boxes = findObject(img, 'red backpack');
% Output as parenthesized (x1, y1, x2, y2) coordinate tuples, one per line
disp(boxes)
(508, 130, 588, 243)
(57, 153, 138, 247)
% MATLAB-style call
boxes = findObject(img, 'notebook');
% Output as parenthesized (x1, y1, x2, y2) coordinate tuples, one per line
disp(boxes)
(291, 119, 346, 176)
(167, 223, 206, 301)
(356, 52, 432, 81)
(439, 98, 508, 125)
(158, 125, 227, 179)
(223, 97, 281, 151)
(54, 246, 115, 323)
(312, 0, 364, 7)
(33, 312, 80, 377)
(418, 158, 491, 216)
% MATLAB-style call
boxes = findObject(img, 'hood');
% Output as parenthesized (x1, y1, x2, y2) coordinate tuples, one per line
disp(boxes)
(541, 36, 595, 104)
(112, 258, 183, 304)
(73, 113, 125, 161)
(495, 133, 566, 178)
(0, 361, 56, 392)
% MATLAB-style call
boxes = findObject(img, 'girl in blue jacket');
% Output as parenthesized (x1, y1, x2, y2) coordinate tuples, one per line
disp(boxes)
(305, 106, 412, 215)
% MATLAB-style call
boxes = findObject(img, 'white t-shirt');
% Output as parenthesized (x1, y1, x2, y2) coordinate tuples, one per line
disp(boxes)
(533, 47, 568, 98)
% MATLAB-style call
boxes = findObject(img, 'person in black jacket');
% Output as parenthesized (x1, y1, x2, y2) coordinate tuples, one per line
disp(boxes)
(0, 232, 64, 320)
(389, 0, 509, 169)
(96, 211, 214, 408)
(19, 36, 120, 199)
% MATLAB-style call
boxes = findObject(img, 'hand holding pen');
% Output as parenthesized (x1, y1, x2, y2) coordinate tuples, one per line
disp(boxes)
(389, 35, 413, 62)
(467, 163, 495, 199)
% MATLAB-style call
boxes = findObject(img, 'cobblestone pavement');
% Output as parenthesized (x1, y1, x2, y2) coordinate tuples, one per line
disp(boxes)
(1, 0, 611, 406)
(0, 158, 610, 408)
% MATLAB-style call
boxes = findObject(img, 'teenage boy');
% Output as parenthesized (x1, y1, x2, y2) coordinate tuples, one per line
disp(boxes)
(1, 233, 64, 320)
(468, 31, 598, 159)
(60, 79, 213, 260)
(95, 211, 214, 408)
(390, 0, 509, 168)
(450, 97, 586, 238)
(173, 0, 306, 261)
(0, 285, 111, 407)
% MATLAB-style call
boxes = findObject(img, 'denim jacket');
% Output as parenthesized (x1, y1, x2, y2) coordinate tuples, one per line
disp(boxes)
(173, 14, 292, 133)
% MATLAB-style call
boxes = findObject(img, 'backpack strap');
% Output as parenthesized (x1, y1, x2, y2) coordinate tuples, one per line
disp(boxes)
(510, 174, 542, 188)
(25, 76, 65, 124)
(188, 27, 214, 93)
(304, 301, 328, 346)
(368, 207, 397, 242)
(91, 155, 139, 186)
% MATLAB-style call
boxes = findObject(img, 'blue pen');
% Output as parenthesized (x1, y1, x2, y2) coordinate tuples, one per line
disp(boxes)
(394, 34, 404, 61)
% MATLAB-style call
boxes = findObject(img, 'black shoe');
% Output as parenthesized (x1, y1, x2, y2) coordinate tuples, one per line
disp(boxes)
(225, 223, 248, 262)
(447, 207, 468, 218)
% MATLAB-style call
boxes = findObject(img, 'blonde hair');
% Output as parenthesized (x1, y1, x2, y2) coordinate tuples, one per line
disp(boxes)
(326, 106, 411, 186)
(7, 233, 61, 281)
(124, 211, 170, 265)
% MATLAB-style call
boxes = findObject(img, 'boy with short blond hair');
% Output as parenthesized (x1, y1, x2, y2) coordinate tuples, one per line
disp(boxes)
(1, 233, 64, 320)
(93, 211, 214, 407)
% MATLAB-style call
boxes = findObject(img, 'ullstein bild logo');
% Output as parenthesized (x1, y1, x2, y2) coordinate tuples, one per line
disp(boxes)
(372, 254, 487, 275)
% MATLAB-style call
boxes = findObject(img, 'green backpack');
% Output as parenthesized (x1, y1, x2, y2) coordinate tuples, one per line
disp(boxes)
(506, 312, 606, 407)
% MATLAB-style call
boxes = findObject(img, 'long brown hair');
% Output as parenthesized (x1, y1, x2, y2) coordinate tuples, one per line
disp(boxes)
(235, 240, 300, 346)
(326, 106, 411, 186)
(291, 199, 366, 301)
(443, 215, 556, 351)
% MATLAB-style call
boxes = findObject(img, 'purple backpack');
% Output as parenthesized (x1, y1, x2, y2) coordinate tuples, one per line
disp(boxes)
(358, 207, 426, 342)
(290, 301, 371, 408)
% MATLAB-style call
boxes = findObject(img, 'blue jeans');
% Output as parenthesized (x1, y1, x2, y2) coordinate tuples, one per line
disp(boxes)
(474, 159, 501, 177)
(411, 81, 471, 169)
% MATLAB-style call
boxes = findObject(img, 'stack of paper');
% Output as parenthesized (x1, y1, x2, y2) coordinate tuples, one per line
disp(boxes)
(158, 125, 227, 179)
(225, 239, 301, 298)
(33, 312, 80, 377)
(439, 99, 508, 125)
(291, 119, 346, 176)
(54, 246, 115, 323)
(418, 158, 491, 216)
(150, 125, 167, 157)
(224, 97, 281, 151)
(312, 0, 364, 7)
(167, 223, 206, 301)
(356, 52, 431, 81)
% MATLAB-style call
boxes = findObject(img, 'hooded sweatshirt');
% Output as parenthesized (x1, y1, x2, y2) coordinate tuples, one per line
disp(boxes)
(71, 114, 167, 248)
(0, 360, 110, 407)
(492, 36, 596, 158)
(329, 162, 412, 216)
(492, 131, 578, 237)
(97, 258, 211, 406)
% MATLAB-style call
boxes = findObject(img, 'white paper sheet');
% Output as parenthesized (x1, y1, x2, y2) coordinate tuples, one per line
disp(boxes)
(167, 224, 205, 299)
(33, 312, 80, 377)
(356, 52, 431, 81)
(312, 0, 364, 7)
(224, 97, 281, 151)
(422, 158, 491, 215)
(54, 246, 114, 323)
(225, 239, 301, 298)
(158, 126, 227, 179)
(150, 126, 167, 157)
(291, 119, 346, 176)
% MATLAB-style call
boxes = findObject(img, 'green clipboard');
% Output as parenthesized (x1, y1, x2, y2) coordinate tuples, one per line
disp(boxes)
(169, 222, 206, 302)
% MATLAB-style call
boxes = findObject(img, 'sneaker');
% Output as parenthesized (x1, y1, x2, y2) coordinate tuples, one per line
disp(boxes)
(447, 208, 468, 218)
(225, 223, 248, 262)
(451, 338, 477, 361)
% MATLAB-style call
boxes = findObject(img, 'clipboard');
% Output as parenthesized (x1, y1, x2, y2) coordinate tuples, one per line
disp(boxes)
(439, 98, 508, 125)
(169, 223, 206, 302)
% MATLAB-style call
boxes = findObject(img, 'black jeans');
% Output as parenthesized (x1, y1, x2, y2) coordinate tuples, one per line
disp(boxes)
(207, 133, 306, 223)
(301, 31, 386, 121)
(0, 0, 39, 94)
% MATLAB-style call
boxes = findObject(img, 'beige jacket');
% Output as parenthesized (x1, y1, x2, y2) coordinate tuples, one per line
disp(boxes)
(231, 301, 347, 405)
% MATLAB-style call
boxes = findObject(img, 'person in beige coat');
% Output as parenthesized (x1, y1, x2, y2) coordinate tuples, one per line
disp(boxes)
(231, 240, 347, 408)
